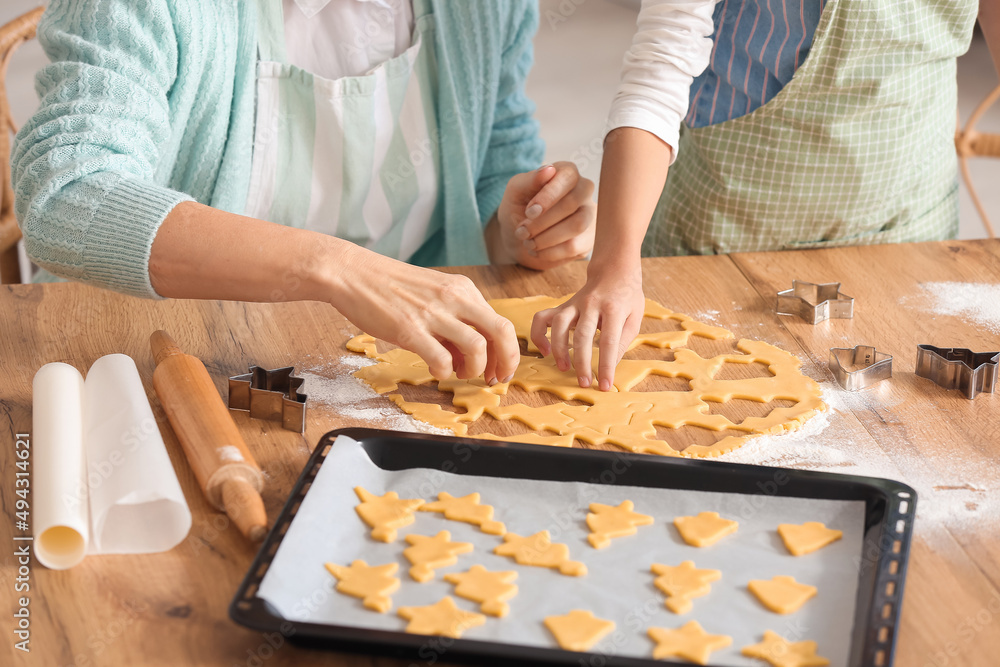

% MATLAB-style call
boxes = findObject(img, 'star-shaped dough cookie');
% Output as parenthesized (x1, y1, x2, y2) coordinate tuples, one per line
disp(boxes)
(324, 560, 400, 613)
(444, 565, 518, 617)
(586, 500, 654, 549)
(494, 531, 586, 576)
(403, 530, 474, 582)
(419, 492, 506, 535)
(397, 596, 486, 638)
(651, 561, 722, 614)
(777, 522, 843, 556)
(748, 576, 817, 614)
(543, 610, 615, 651)
(354, 487, 425, 542)
(741, 630, 830, 667)
(647, 620, 732, 664)
(674, 511, 739, 547)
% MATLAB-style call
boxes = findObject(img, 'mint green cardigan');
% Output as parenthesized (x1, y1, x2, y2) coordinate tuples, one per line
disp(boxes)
(12, 0, 544, 298)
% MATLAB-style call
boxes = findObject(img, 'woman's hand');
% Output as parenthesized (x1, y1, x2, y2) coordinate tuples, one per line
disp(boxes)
(530, 259, 645, 391)
(487, 162, 596, 270)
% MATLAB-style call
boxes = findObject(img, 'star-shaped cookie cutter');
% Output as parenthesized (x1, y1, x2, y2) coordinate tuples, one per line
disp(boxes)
(776, 280, 854, 324)
(828, 345, 893, 391)
(228, 366, 308, 432)
(914, 345, 999, 399)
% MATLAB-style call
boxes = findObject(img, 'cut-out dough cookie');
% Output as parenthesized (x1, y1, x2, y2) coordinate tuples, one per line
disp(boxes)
(674, 511, 738, 547)
(741, 630, 831, 667)
(777, 522, 843, 556)
(651, 561, 722, 614)
(748, 576, 818, 614)
(420, 492, 506, 535)
(347, 295, 826, 458)
(403, 530, 474, 582)
(354, 487, 424, 542)
(397, 596, 486, 638)
(586, 500, 654, 549)
(543, 610, 615, 651)
(444, 565, 518, 617)
(494, 531, 587, 576)
(647, 620, 733, 664)
(324, 560, 400, 613)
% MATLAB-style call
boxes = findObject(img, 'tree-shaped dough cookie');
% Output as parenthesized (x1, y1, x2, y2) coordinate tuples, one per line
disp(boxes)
(647, 620, 732, 664)
(354, 486, 424, 542)
(651, 561, 722, 614)
(674, 511, 738, 547)
(777, 522, 843, 556)
(748, 576, 817, 614)
(420, 492, 506, 535)
(397, 596, 486, 638)
(543, 610, 615, 651)
(444, 565, 518, 617)
(494, 531, 586, 576)
(741, 630, 830, 667)
(403, 530, 474, 582)
(324, 560, 400, 613)
(586, 500, 654, 549)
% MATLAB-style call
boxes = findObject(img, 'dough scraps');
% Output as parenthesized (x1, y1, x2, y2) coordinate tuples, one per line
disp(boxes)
(443, 565, 518, 617)
(741, 630, 831, 667)
(403, 530, 474, 582)
(420, 491, 506, 535)
(397, 596, 486, 638)
(586, 500, 654, 549)
(674, 511, 739, 547)
(543, 610, 615, 652)
(354, 487, 425, 542)
(650, 561, 722, 614)
(777, 522, 844, 556)
(324, 560, 400, 613)
(647, 620, 733, 664)
(494, 530, 587, 576)
(346, 294, 826, 458)
(748, 576, 818, 614)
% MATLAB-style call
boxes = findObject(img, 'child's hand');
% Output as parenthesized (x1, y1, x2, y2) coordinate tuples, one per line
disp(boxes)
(491, 162, 596, 270)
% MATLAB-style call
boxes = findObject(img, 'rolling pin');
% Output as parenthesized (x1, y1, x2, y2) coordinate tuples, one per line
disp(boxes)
(150, 330, 268, 542)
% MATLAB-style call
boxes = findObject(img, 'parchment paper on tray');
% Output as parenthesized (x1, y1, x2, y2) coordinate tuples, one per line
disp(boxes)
(258, 435, 864, 667)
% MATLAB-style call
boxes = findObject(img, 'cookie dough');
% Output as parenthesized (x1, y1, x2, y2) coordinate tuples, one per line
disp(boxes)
(324, 560, 400, 613)
(420, 492, 506, 535)
(777, 522, 843, 556)
(347, 295, 827, 458)
(674, 511, 739, 547)
(586, 500, 654, 549)
(741, 630, 831, 667)
(647, 620, 733, 664)
(748, 576, 818, 614)
(403, 530, 474, 582)
(543, 610, 615, 652)
(397, 596, 486, 638)
(444, 565, 518, 617)
(651, 561, 722, 614)
(354, 487, 424, 542)
(494, 530, 586, 576)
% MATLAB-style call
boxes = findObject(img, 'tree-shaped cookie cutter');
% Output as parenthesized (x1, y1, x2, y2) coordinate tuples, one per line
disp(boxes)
(914, 345, 999, 400)
(228, 366, 308, 432)
(829, 345, 892, 391)
(776, 280, 854, 324)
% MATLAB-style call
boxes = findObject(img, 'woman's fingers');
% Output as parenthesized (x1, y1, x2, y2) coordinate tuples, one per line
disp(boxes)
(529, 205, 596, 253)
(430, 314, 489, 380)
(523, 161, 588, 223)
(520, 177, 595, 242)
(396, 329, 455, 380)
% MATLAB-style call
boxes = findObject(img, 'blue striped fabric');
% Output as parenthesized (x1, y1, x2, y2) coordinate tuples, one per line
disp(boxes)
(686, 0, 826, 127)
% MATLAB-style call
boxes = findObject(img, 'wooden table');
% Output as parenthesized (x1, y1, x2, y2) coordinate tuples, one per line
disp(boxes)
(2, 239, 998, 666)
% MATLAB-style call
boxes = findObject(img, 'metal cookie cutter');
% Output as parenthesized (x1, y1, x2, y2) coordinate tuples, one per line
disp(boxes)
(829, 345, 893, 391)
(228, 366, 308, 432)
(914, 345, 999, 400)
(776, 280, 854, 324)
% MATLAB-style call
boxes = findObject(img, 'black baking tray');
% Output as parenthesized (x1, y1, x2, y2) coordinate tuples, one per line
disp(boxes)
(230, 428, 916, 667)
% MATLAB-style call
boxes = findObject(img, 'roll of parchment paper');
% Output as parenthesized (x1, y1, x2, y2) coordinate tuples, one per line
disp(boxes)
(83, 354, 191, 554)
(33, 363, 88, 570)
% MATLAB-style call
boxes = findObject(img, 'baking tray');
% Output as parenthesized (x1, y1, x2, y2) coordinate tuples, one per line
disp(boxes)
(230, 428, 916, 666)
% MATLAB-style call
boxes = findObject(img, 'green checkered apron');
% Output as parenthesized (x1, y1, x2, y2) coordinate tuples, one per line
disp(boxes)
(245, 0, 443, 262)
(643, 0, 978, 256)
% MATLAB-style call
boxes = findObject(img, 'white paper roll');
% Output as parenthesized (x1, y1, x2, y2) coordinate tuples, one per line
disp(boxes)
(32, 363, 89, 570)
(83, 354, 192, 554)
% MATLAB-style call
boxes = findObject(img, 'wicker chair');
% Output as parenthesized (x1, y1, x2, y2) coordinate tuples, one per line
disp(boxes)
(956, 84, 1000, 238)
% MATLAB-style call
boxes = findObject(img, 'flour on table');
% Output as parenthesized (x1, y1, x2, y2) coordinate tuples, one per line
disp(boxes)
(902, 281, 1000, 335)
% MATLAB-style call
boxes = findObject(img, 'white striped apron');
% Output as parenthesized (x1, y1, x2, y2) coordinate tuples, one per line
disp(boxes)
(245, 0, 443, 262)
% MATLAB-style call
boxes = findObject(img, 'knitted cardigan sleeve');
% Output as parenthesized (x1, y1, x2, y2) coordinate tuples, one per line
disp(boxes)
(11, 0, 193, 299)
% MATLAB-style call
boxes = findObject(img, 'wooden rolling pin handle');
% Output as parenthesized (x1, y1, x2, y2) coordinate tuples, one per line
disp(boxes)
(150, 330, 183, 366)
(221, 477, 269, 542)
